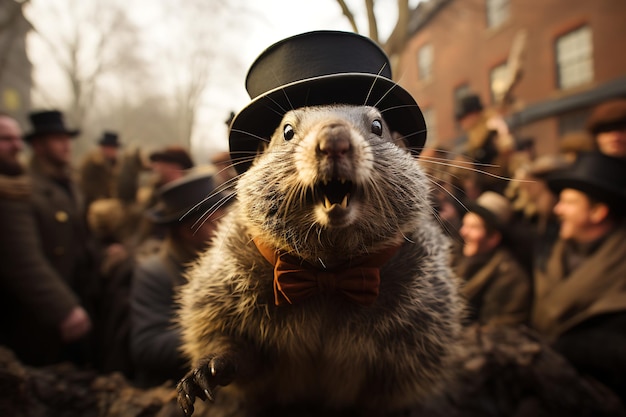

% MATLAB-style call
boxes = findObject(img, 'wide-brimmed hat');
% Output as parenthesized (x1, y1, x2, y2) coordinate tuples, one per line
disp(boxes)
(98, 131, 121, 147)
(149, 146, 194, 170)
(229, 30, 427, 174)
(24, 110, 80, 142)
(586, 98, 626, 135)
(545, 151, 626, 210)
(465, 191, 513, 232)
(455, 93, 484, 121)
(146, 170, 231, 224)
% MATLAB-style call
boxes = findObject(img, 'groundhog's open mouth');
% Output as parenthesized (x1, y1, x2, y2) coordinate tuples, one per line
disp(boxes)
(316, 178, 354, 209)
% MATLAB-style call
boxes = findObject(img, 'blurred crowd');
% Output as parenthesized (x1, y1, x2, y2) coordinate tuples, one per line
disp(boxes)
(0, 93, 625, 409)
(0, 109, 237, 395)
(421, 94, 626, 405)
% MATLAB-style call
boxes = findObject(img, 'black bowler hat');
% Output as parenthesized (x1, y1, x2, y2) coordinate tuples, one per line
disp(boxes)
(146, 170, 232, 224)
(24, 110, 80, 142)
(98, 131, 121, 147)
(229, 30, 427, 174)
(546, 151, 626, 211)
(455, 94, 484, 120)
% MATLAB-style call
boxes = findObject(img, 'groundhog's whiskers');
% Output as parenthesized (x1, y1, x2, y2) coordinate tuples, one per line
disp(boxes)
(363, 64, 390, 107)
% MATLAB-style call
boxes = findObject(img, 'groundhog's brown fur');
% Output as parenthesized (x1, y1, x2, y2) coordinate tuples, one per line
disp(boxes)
(176, 104, 465, 417)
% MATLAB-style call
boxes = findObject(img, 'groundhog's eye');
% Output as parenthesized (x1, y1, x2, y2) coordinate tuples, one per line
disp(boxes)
(283, 124, 295, 141)
(371, 119, 383, 136)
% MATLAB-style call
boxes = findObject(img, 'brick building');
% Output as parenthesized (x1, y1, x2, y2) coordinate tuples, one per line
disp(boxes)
(397, 0, 626, 154)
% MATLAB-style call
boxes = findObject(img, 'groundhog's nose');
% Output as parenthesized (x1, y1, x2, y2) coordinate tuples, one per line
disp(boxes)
(318, 123, 352, 159)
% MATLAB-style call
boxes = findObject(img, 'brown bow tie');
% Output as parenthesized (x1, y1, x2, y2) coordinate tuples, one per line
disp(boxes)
(253, 239, 401, 306)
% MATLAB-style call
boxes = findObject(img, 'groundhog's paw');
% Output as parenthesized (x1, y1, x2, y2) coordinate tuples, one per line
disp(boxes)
(176, 355, 237, 416)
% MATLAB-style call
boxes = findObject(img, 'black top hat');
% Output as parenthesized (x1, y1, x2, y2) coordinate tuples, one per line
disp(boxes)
(455, 94, 484, 120)
(98, 131, 121, 147)
(24, 110, 80, 142)
(546, 151, 626, 211)
(229, 30, 427, 174)
(146, 170, 231, 224)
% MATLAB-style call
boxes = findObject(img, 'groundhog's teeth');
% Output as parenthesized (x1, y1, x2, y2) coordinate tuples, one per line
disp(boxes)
(323, 195, 349, 209)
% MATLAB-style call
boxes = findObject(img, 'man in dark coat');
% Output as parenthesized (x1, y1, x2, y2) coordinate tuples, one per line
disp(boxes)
(0, 112, 92, 366)
(130, 168, 232, 388)
(454, 191, 532, 327)
(25, 110, 98, 365)
(532, 151, 626, 404)
(78, 130, 122, 208)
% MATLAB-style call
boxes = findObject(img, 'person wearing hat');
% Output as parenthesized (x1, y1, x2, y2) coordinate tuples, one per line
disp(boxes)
(454, 191, 532, 327)
(454, 92, 516, 195)
(0, 110, 95, 367)
(531, 151, 626, 403)
(586, 98, 626, 159)
(129, 169, 232, 388)
(148, 145, 195, 188)
(130, 145, 197, 258)
(78, 130, 122, 208)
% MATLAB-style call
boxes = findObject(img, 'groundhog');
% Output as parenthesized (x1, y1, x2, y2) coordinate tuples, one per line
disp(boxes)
(175, 102, 465, 417)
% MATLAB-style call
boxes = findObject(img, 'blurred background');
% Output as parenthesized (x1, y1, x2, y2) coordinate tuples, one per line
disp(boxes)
(1, 0, 625, 164)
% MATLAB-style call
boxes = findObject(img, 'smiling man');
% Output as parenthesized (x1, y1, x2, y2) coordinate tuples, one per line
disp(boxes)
(532, 151, 626, 404)
(455, 191, 531, 327)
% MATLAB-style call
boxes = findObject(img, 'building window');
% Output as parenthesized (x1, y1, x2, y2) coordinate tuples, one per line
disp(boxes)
(486, 0, 510, 28)
(489, 63, 508, 105)
(556, 26, 593, 90)
(422, 107, 437, 146)
(417, 43, 433, 82)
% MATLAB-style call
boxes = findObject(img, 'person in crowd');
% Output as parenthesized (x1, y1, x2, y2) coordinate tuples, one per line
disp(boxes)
(130, 168, 232, 388)
(78, 130, 122, 208)
(586, 98, 626, 159)
(454, 92, 516, 195)
(454, 191, 532, 327)
(0, 111, 94, 367)
(509, 154, 571, 272)
(133, 145, 196, 258)
(148, 145, 194, 188)
(531, 151, 626, 403)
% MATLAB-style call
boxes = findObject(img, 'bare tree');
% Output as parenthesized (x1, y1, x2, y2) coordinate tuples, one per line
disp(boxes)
(336, 0, 414, 72)
(26, 0, 143, 129)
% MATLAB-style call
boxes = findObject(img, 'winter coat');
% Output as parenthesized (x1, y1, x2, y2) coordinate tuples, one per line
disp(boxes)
(0, 173, 80, 366)
(531, 221, 626, 403)
(129, 236, 193, 388)
(25, 157, 99, 364)
(531, 220, 626, 340)
(456, 247, 532, 327)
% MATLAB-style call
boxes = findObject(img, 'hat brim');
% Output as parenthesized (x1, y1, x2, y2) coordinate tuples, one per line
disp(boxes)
(229, 73, 426, 174)
(547, 176, 626, 208)
(24, 129, 80, 142)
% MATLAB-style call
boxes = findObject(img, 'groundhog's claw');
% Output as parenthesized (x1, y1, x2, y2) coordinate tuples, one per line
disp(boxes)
(176, 355, 237, 416)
